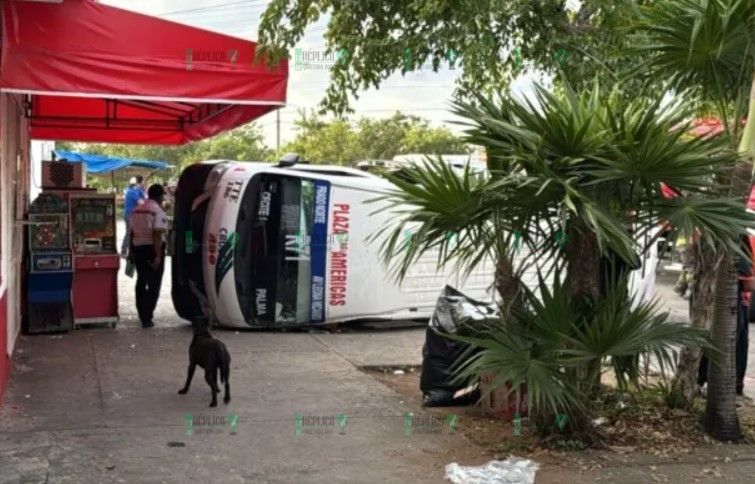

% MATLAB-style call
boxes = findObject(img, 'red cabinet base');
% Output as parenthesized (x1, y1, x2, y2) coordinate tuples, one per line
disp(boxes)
(72, 255, 119, 326)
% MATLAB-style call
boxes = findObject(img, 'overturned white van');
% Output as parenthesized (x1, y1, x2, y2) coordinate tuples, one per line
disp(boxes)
(171, 159, 495, 328)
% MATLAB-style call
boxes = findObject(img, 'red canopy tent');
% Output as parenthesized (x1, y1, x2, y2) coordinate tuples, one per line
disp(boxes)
(0, 0, 288, 144)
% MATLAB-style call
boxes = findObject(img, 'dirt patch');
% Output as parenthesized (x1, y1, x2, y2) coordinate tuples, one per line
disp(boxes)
(362, 366, 570, 473)
(362, 366, 755, 461)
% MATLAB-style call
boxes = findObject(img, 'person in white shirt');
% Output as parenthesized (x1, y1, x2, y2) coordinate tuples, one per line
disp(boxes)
(128, 184, 168, 328)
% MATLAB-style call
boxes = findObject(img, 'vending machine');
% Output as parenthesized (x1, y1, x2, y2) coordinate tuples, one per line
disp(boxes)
(27, 193, 74, 333)
(69, 194, 120, 327)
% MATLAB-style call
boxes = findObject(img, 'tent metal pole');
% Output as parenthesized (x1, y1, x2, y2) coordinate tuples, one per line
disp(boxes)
(276, 108, 280, 155)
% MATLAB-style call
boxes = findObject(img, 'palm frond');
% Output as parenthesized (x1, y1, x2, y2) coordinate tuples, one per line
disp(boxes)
(632, 0, 755, 129)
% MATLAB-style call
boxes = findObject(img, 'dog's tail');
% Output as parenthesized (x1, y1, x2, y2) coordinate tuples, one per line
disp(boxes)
(218, 345, 231, 384)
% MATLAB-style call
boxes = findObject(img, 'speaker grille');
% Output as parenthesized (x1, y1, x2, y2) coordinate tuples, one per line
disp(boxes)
(49, 162, 74, 187)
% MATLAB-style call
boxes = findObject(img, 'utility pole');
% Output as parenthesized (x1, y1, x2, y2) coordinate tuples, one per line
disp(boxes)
(276, 109, 281, 156)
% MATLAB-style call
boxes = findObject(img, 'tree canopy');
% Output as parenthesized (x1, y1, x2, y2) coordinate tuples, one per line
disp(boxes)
(259, 0, 652, 114)
(282, 111, 469, 163)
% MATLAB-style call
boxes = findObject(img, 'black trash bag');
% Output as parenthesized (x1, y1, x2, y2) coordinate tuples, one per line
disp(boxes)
(420, 286, 497, 407)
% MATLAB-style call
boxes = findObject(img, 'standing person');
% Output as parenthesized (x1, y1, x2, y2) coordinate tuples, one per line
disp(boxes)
(129, 184, 168, 328)
(121, 175, 146, 257)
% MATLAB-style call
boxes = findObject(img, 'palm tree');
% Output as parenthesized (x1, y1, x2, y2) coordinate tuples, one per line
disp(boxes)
(375, 80, 755, 432)
(635, 0, 755, 440)
(448, 273, 709, 434)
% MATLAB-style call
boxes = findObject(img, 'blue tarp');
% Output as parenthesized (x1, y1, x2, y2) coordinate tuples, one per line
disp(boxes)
(53, 150, 170, 174)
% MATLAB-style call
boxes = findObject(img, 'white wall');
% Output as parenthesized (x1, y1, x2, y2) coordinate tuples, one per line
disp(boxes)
(29, 141, 54, 202)
(1, 93, 30, 356)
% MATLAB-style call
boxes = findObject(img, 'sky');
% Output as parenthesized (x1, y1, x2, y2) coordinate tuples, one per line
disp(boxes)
(103, 0, 537, 150)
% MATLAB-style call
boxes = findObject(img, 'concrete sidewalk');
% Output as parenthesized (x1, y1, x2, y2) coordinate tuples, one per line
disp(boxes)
(6, 327, 755, 483)
(0, 326, 472, 483)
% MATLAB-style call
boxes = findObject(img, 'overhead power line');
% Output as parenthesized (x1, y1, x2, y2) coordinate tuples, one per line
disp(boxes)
(156, 0, 269, 17)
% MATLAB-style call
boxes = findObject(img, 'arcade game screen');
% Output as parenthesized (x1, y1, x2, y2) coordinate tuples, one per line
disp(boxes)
(70, 197, 116, 253)
(29, 214, 70, 252)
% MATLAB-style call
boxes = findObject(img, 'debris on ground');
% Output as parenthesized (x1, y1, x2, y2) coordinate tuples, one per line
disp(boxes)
(445, 457, 539, 484)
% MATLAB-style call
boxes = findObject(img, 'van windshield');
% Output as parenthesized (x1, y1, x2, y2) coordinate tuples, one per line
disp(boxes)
(235, 174, 329, 326)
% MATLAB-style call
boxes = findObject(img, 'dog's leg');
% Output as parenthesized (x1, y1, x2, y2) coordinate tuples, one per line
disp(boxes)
(223, 374, 231, 405)
(222, 351, 231, 404)
(178, 363, 196, 395)
(205, 369, 219, 407)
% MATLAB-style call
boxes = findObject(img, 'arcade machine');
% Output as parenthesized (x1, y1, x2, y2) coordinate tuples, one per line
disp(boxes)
(26, 193, 74, 333)
(69, 194, 120, 328)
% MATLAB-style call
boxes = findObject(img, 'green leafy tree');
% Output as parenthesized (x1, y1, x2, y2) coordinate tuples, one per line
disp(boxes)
(194, 124, 273, 162)
(259, 0, 653, 114)
(400, 123, 469, 155)
(282, 111, 468, 163)
(356, 113, 425, 159)
(356, 113, 469, 159)
(634, 0, 755, 440)
(282, 115, 363, 164)
(376, 81, 755, 432)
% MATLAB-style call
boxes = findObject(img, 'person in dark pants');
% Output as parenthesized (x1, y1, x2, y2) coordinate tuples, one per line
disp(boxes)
(128, 184, 168, 328)
(698, 239, 753, 397)
(121, 175, 146, 257)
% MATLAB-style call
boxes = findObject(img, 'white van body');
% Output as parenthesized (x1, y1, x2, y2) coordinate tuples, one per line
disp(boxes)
(176, 161, 495, 328)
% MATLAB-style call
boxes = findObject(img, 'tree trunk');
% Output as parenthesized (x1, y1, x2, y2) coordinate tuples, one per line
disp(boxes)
(494, 252, 522, 317)
(702, 156, 751, 440)
(668, 241, 717, 407)
(702, 252, 742, 441)
(564, 228, 603, 415)
(702, 70, 755, 440)
(564, 228, 601, 301)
